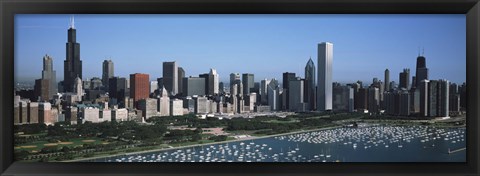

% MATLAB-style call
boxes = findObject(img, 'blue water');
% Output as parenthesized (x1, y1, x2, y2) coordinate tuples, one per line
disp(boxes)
(87, 125, 466, 162)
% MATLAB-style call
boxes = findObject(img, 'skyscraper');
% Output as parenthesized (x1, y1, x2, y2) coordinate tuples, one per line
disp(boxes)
(317, 42, 333, 111)
(242, 73, 254, 95)
(163, 61, 178, 95)
(282, 72, 296, 110)
(399, 68, 410, 90)
(102, 60, 114, 89)
(41, 55, 57, 99)
(178, 67, 185, 95)
(209, 68, 219, 95)
(384, 69, 390, 92)
(305, 57, 316, 111)
(130, 73, 150, 107)
(34, 79, 50, 102)
(64, 16, 82, 92)
(288, 77, 304, 112)
(415, 53, 429, 88)
(230, 73, 241, 88)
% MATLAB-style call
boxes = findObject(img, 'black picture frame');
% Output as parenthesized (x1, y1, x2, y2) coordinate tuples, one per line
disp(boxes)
(1, 0, 479, 175)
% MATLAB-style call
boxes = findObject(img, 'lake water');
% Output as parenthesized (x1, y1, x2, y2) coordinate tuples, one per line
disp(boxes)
(86, 125, 466, 162)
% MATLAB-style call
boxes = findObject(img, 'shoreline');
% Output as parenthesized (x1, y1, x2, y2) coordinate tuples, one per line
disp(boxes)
(63, 125, 342, 162)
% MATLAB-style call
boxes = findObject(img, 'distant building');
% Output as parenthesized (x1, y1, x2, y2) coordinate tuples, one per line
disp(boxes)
(317, 42, 333, 111)
(158, 87, 170, 117)
(39, 102, 54, 125)
(90, 77, 103, 90)
(170, 99, 184, 116)
(42, 55, 57, 99)
(109, 77, 128, 107)
(178, 67, 185, 95)
(399, 68, 410, 90)
(183, 77, 206, 96)
(268, 85, 280, 111)
(28, 102, 39, 123)
(282, 72, 296, 110)
(208, 68, 220, 95)
(288, 77, 304, 112)
(163, 61, 178, 95)
(242, 73, 254, 95)
(34, 79, 50, 102)
(333, 84, 354, 112)
(111, 108, 128, 122)
(305, 58, 316, 111)
(150, 81, 158, 93)
(63, 17, 82, 92)
(102, 60, 114, 89)
(139, 98, 158, 120)
(415, 54, 429, 88)
(195, 96, 209, 114)
(229, 73, 241, 88)
(384, 69, 390, 92)
(130, 73, 149, 107)
(367, 87, 380, 113)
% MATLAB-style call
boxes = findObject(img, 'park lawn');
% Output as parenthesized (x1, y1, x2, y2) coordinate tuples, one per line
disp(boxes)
(264, 119, 300, 124)
(15, 137, 106, 152)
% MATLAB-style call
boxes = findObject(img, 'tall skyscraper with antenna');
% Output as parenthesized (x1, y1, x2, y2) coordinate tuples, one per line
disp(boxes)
(415, 48, 429, 88)
(63, 16, 82, 92)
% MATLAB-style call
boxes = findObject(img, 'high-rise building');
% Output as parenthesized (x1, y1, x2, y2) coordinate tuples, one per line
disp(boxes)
(178, 67, 185, 95)
(63, 16, 82, 92)
(39, 102, 53, 125)
(139, 98, 158, 120)
(102, 60, 114, 89)
(260, 79, 271, 105)
(183, 77, 206, 96)
(219, 82, 225, 94)
(333, 84, 354, 112)
(282, 72, 296, 110)
(130, 73, 150, 106)
(170, 99, 184, 116)
(209, 68, 219, 95)
(242, 73, 254, 95)
(415, 54, 429, 88)
(74, 76, 83, 101)
(317, 42, 333, 111)
(267, 85, 280, 111)
(158, 86, 170, 117)
(150, 81, 158, 93)
(288, 77, 304, 112)
(399, 68, 410, 90)
(41, 55, 57, 99)
(419, 80, 430, 117)
(109, 77, 128, 106)
(163, 61, 178, 95)
(34, 79, 50, 102)
(384, 69, 390, 92)
(230, 73, 241, 88)
(199, 73, 210, 95)
(90, 77, 103, 90)
(305, 57, 316, 111)
(368, 87, 380, 113)
(194, 96, 209, 114)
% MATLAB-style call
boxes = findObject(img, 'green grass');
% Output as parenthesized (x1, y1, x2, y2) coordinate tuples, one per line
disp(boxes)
(15, 137, 106, 152)
(264, 119, 300, 124)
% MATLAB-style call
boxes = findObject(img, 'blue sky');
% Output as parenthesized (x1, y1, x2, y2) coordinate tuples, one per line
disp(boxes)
(15, 14, 466, 85)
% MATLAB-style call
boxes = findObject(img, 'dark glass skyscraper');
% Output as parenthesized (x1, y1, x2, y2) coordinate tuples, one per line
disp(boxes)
(242, 73, 254, 95)
(163, 61, 178, 95)
(282, 72, 296, 110)
(384, 69, 390, 92)
(415, 55, 429, 88)
(304, 58, 316, 110)
(63, 17, 82, 92)
(102, 60, 114, 89)
(399, 68, 410, 90)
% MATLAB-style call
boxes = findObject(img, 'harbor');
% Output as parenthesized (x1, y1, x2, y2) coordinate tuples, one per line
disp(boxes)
(86, 125, 466, 162)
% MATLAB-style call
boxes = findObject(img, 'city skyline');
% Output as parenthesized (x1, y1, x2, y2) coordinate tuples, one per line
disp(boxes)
(15, 14, 466, 84)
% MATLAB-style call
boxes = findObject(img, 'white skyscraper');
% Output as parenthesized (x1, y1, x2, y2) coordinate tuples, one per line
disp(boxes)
(209, 68, 219, 94)
(317, 42, 333, 111)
